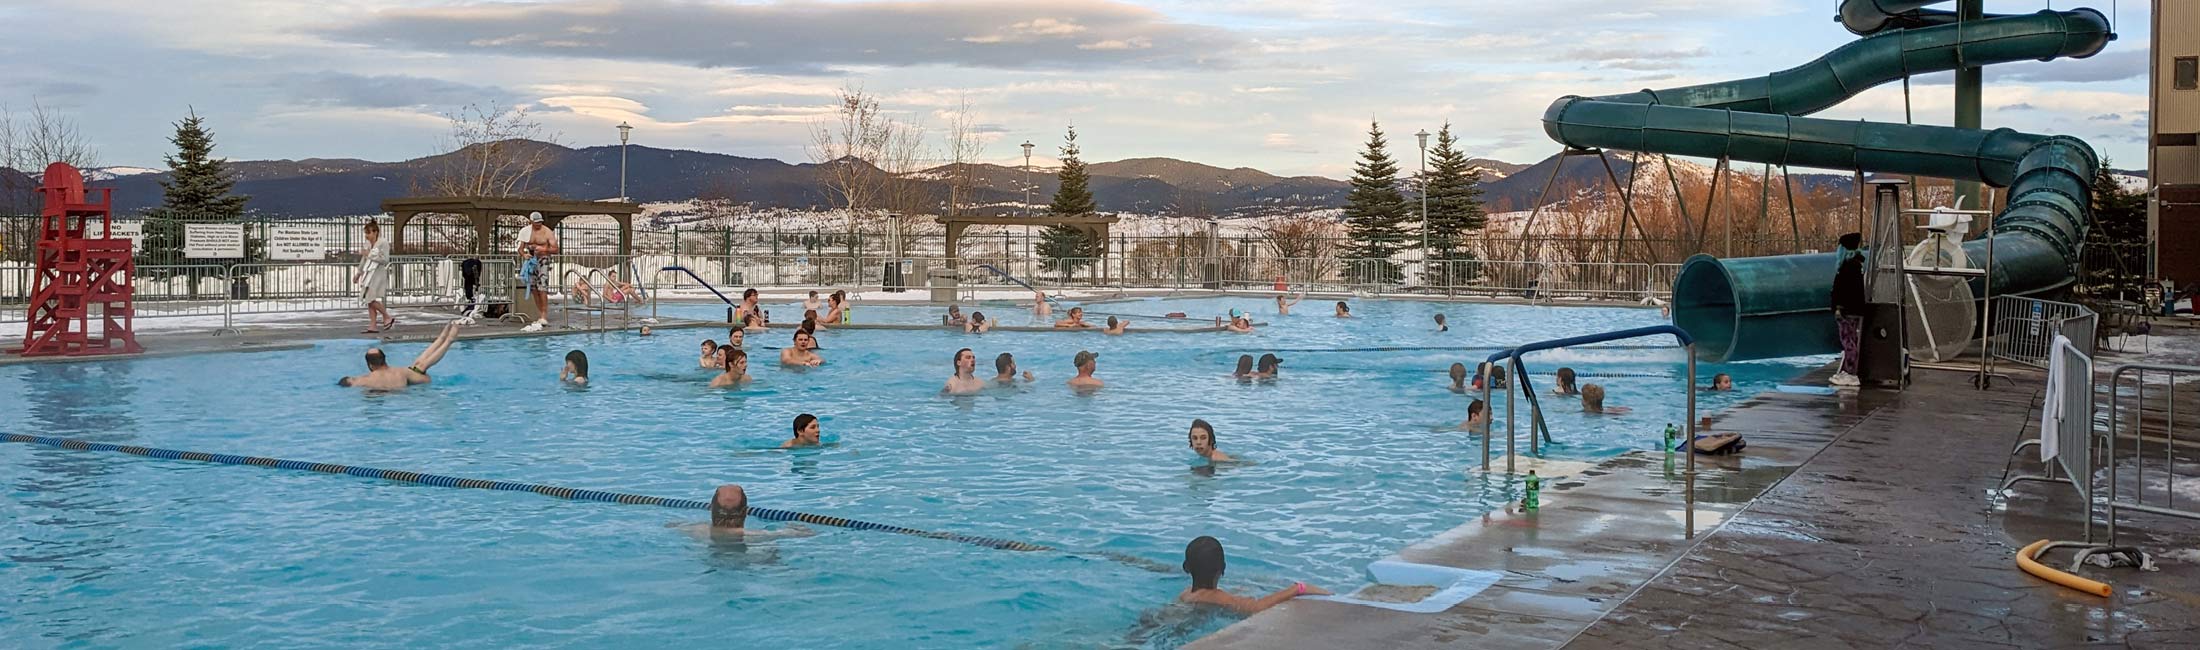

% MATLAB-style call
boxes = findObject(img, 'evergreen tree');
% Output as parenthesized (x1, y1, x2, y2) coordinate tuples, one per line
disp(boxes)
(143, 110, 251, 265)
(1341, 121, 1409, 284)
(1421, 123, 1487, 284)
(2081, 157, 2148, 300)
(1039, 125, 1101, 279)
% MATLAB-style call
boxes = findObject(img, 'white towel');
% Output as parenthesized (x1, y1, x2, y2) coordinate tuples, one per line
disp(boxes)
(2039, 334, 2068, 462)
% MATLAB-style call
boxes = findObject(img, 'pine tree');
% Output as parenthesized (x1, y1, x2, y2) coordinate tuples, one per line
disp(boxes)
(1421, 123, 1487, 284)
(1039, 125, 1101, 279)
(2082, 157, 2147, 300)
(143, 110, 251, 265)
(1341, 121, 1409, 284)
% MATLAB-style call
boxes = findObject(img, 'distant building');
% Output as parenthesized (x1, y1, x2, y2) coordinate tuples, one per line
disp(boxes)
(2151, 0, 2199, 283)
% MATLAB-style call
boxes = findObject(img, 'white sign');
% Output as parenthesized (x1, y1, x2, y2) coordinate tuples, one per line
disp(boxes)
(108, 222, 144, 252)
(184, 223, 245, 259)
(268, 227, 326, 261)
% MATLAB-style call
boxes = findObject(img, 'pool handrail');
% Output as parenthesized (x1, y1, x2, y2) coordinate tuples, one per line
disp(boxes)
(659, 265, 737, 306)
(1480, 323, 1702, 538)
(976, 264, 1063, 305)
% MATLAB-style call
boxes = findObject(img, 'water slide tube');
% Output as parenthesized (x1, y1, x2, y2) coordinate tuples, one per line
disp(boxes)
(1541, 1, 2111, 361)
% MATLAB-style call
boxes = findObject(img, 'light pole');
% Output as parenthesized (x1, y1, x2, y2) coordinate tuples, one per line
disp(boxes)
(616, 121, 633, 202)
(1021, 140, 1036, 217)
(1415, 128, 1431, 280)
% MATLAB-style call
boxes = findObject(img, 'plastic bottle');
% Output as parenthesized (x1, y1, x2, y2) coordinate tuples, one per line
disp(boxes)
(1522, 470, 1541, 511)
(1664, 423, 1678, 451)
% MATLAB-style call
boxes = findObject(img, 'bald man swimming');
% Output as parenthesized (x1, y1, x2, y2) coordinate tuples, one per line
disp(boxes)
(679, 484, 814, 541)
(339, 320, 463, 390)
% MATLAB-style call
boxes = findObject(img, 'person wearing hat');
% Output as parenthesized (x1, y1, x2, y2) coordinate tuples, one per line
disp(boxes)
(1068, 350, 1104, 391)
(516, 211, 560, 332)
(1223, 309, 1253, 333)
(1253, 353, 1282, 379)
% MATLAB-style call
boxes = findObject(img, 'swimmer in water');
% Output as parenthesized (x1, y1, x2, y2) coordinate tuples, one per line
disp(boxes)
(1187, 419, 1238, 463)
(780, 329, 823, 367)
(561, 349, 588, 385)
(1177, 536, 1329, 614)
(1448, 363, 1470, 393)
(782, 413, 823, 448)
(966, 311, 994, 333)
(727, 327, 745, 350)
(338, 320, 463, 390)
(1581, 384, 1632, 415)
(1471, 362, 1509, 391)
(1710, 372, 1734, 391)
(943, 347, 985, 395)
(1068, 350, 1104, 391)
(1459, 399, 1490, 433)
(639, 325, 653, 337)
(736, 288, 762, 325)
(681, 484, 815, 540)
(803, 290, 822, 312)
(1232, 355, 1255, 380)
(993, 352, 1034, 384)
(1055, 306, 1092, 329)
(710, 349, 753, 388)
(699, 340, 722, 369)
(944, 304, 967, 327)
(1334, 301, 1351, 318)
(1032, 291, 1052, 318)
(1434, 313, 1448, 332)
(1223, 311, 1253, 333)
(1276, 292, 1303, 315)
(1551, 367, 1580, 396)
(1103, 315, 1129, 335)
(1253, 354, 1281, 380)
(824, 290, 849, 324)
(803, 308, 826, 331)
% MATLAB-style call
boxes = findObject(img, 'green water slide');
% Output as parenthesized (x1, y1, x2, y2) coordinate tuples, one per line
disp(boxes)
(1540, 1, 2113, 361)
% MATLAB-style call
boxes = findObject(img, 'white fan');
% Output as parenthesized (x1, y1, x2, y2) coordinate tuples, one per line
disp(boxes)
(1902, 209, 1977, 362)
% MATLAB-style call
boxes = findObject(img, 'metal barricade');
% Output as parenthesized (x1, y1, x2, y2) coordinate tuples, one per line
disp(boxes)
(2005, 337, 2098, 539)
(1990, 296, 2096, 368)
(2105, 363, 2200, 546)
(226, 258, 512, 330)
(120, 264, 237, 325)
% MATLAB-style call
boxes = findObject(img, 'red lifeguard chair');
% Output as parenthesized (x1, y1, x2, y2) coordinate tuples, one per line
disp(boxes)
(10, 162, 141, 357)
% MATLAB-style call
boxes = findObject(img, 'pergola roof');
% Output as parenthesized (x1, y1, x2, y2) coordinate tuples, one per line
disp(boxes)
(380, 196, 642, 217)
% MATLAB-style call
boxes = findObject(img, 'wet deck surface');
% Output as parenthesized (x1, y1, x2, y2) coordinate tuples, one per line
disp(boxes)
(1195, 349, 2200, 649)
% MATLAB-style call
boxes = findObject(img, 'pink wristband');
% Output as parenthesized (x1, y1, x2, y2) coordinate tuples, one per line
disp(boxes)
(1294, 582, 1306, 595)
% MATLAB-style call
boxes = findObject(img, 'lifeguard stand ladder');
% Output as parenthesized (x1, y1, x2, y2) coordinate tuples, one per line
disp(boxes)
(11, 162, 141, 357)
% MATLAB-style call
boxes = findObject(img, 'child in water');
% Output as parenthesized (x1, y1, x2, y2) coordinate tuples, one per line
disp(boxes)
(1177, 536, 1329, 614)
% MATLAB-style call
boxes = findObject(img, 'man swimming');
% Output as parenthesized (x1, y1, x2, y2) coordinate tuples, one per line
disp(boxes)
(993, 352, 1034, 384)
(562, 349, 588, 385)
(682, 484, 814, 541)
(1068, 350, 1104, 391)
(1448, 362, 1470, 394)
(966, 311, 994, 333)
(1275, 292, 1302, 315)
(1103, 315, 1129, 335)
(1253, 354, 1281, 379)
(1333, 301, 1351, 318)
(944, 305, 968, 327)
(782, 413, 823, 448)
(780, 329, 823, 367)
(1055, 306, 1092, 329)
(944, 348, 986, 395)
(1434, 313, 1448, 332)
(1187, 419, 1238, 463)
(1177, 536, 1328, 614)
(1581, 384, 1632, 414)
(339, 320, 463, 390)
(1459, 399, 1490, 433)
(710, 349, 753, 388)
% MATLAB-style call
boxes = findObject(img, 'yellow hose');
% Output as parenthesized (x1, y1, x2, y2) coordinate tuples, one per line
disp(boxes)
(2016, 539, 2112, 597)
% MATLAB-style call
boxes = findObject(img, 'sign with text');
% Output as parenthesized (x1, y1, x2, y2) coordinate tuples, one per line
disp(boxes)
(108, 221, 144, 252)
(268, 227, 327, 260)
(185, 223, 245, 259)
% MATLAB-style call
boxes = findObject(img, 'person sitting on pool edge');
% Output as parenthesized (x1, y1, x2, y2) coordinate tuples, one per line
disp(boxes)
(966, 311, 994, 333)
(1178, 536, 1329, 614)
(700, 340, 721, 369)
(944, 304, 968, 327)
(993, 352, 1034, 384)
(1448, 363, 1470, 394)
(1581, 384, 1632, 415)
(340, 320, 463, 390)
(1253, 354, 1281, 380)
(1187, 419, 1239, 464)
(781, 329, 823, 367)
(782, 413, 824, 448)
(686, 484, 814, 541)
(944, 348, 985, 395)
(1232, 354, 1256, 380)
(1103, 315, 1129, 335)
(1710, 372, 1734, 391)
(561, 349, 588, 386)
(1434, 313, 1448, 332)
(1068, 350, 1104, 391)
(1458, 399, 1489, 433)
(1333, 301, 1351, 318)
(1550, 367, 1580, 396)
(1055, 306, 1093, 329)
(711, 349, 753, 388)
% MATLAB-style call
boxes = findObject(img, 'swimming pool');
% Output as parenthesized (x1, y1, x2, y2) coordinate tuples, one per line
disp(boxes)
(0, 297, 1819, 648)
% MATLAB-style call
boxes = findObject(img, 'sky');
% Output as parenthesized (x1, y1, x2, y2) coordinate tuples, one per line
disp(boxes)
(0, 0, 2156, 177)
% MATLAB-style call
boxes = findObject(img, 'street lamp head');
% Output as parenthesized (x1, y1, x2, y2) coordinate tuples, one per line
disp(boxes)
(1021, 140, 1035, 157)
(617, 121, 633, 144)
(1415, 129, 1430, 151)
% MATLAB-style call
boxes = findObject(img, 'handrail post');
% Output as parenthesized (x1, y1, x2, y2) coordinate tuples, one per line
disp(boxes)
(1505, 366, 1517, 474)
(1685, 342, 1698, 539)
(1481, 376, 1494, 472)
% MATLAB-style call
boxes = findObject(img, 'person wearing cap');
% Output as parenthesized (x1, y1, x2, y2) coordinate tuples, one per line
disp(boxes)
(1223, 309, 1253, 333)
(1068, 350, 1104, 391)
(516, 211, 560, 332)
(1253, 354, 1282, 379)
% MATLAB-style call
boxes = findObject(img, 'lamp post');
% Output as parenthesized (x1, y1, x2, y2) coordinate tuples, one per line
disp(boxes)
(1021, 140, 1036, 217)
(616, 121, 633, 202)
(1415, 128, 1431, 280)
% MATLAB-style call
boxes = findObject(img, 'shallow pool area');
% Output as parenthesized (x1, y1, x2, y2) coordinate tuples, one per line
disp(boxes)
(1, 297, 1821, 648)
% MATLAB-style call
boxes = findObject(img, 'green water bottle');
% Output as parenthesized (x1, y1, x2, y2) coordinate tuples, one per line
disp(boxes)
(1664, 423, 1678, 451)
(1522, 470, 1541, 512)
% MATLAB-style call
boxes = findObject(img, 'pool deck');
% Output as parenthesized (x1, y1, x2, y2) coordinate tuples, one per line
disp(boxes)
(1192, 334, 2200, 649)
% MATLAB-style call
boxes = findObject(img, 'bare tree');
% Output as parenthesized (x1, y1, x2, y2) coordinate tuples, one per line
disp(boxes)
(1256, 214, 1341, 285)
(419, 102, 561, 198)
(0, 100, 101, 212)
(809, 87, 894, 216)
(944, 93, 987, 217)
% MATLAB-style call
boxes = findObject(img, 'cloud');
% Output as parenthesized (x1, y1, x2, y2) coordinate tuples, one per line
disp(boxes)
(279, 71, 511, 109)
(1262, 132, 1316, 153)
(324, 0, 1234, 74)
(2089, 113, 2123, 121)
(1998, 102, 2037, 112)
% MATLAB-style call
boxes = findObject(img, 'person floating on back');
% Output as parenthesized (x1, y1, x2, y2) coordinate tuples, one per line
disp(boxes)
(944, 348, 985, 395)
(1581, 383, 1632, 415)
(782, 413, 824, 448)
(1177, 536, 1329, 614)
(561, 349, 588, 386)
(340, 320, 463, 391)
(1068, 350, 1104, 392)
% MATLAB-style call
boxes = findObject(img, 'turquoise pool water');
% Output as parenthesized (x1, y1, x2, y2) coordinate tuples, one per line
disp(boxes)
(1, 297, 1820, 648)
